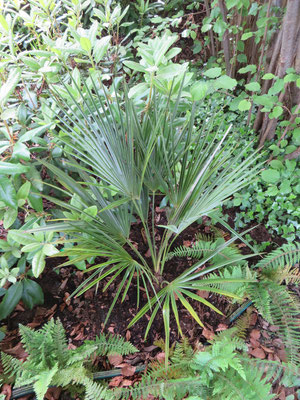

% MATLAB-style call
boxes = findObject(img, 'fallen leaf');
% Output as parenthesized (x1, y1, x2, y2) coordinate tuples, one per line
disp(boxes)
(250, 329, 260, 340)
(122, 364, 136, 377)
(143, 345, 158, 352)
(196, 290, 209, 299)
(0, 384, 12, 400)
(125, 330, 131, 341)
(202, 327, 215, 340)
(260, 345, 274, 354)
(108, 353, 123, 366)
(156, 352, 165, 363)
(183, 240, 191, 247)
(6, 343, 27, 359)
(249, 347, 266, 359)
(216, 323, 228, 331)
(144, 248, 151, 258)
(108, 376, 123, 387)
(121, 379, 133, 387)
(45, 387, 62, 400)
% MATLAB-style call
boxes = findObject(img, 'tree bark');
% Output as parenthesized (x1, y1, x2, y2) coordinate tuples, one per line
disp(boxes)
(218, 0, 231, 76)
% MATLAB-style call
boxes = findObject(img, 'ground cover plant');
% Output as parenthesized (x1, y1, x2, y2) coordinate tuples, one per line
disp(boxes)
(0, 0, 299, 399)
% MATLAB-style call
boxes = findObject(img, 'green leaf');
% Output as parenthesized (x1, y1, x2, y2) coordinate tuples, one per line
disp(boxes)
(19, 123, 52, 143)
(270, 106, 283, 119)
(238, 99, 251, 111)
(123, 61, 146, 73)
(80, 37, 92, 53)
(279, 180, 291, 194)
(268, 79, 284, 95)
(12, 142, 31, 161)
(261, 169, 280, 183)
(22, 279, 44, 309)
(0, 68, 21, 108)
(3, 209, 18, 229)
(190, 81, 208, 101)
(296, 78, 300, 88)
(270, 160, 284, 170)
(238, 65, 256, 74)
(203, 67, 222, 78)
(253, 94, 276, 109)
(262, 73, 275, 80)
(292, 128, 300, 145)
(0, 176, 17, 209)
(43, 244, 59, 256)
(28, 188, 43, 212)
(214, 75, 237, 90)
(21, 243, 42, 252)
(241, 32, 253, 40)
(0, 162, 30, 175)
(32, 250, 46, 278)
(93, 36, 111, 63)
(245, 81, 261, 92)
(8, 230, 37, 245)
(0, 281, 23, 320)
(17, 181, 31, 201)
(0, 14, 9, 32)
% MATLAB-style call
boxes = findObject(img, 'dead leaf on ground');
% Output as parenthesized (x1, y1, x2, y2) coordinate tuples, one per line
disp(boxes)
(250, 329, 260, 340)
(108, 376, 123, 387)
(45, 387, 62, 400)
(0, 384, 12, 400)
(5, 343, 27, 359)
(108, 353, 123, 366)
(202, 327, 215, 340)
(121, 379, 133, 387)
(156, 352, 165, 363)
(122, 364, 136, 377)
(249, 347, 266, 359)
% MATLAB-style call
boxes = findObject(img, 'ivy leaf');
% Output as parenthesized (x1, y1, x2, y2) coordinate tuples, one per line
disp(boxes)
(214, 75, 237, 90)
(238, 99, 251, 111)
(245, 81, 261, 92)
(32, 250, 46, 278)
(0, 176, 17, 209)
(203, 67, 222, 78)
(261, 169, 280, 183)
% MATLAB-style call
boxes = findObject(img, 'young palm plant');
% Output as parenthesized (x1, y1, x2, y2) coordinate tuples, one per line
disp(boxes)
(29, 75, 262, 360)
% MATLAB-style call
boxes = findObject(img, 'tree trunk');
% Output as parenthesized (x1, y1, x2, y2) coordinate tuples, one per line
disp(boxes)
(218, 0, 231, 76)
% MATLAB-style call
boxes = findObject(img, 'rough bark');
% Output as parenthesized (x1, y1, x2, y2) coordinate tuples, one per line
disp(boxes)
(218, 0, 231, 76)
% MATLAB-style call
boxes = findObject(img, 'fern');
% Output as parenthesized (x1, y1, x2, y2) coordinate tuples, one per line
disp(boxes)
(256, 242, 300, 272)
(167, 238, 245, 266)
(249, 282, 300, 365)
(84, 333, 138, 356)
(84, 378, 110, 400)
(0, 319, 137, 399)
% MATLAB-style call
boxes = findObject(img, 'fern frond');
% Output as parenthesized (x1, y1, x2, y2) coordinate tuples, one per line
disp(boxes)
(233, 308, 253, 339)
(50, 318, 69, 364)
(1, 352, 23, 380)
(114, 375, 206, 400)
(33, 365, 58, 400)
(256, 243, 300, 272)
(83, 333, 138, 357)
(84, 378, 110, 400)
(249, 282, 300, 364)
